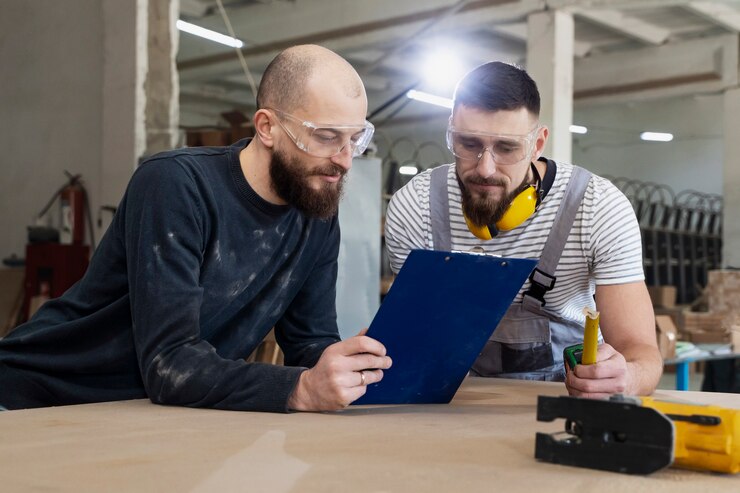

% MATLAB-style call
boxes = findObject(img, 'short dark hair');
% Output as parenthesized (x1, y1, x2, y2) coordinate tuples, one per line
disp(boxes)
(453, 61, 540, 115)
(256, 50, 314, 112)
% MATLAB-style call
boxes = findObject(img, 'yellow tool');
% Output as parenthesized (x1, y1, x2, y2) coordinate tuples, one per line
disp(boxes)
(581, 307, 599, 365)
(536, 394, 740, 474)
(563, 307, 600, 370)
(640, 396, 740, 474)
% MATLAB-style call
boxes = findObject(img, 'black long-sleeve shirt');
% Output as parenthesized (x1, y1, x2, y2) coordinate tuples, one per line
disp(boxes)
(0, 139, 341, 412)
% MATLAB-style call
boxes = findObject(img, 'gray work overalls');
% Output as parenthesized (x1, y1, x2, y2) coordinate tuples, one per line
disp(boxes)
(429, 164, 593, 381)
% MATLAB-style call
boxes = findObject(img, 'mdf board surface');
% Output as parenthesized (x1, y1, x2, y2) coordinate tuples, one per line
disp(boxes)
(1, 378, 738, 492)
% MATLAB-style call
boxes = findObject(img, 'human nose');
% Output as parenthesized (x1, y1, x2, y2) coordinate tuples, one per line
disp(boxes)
(475, 147, 497, 177)
(330, 143, 354, 171)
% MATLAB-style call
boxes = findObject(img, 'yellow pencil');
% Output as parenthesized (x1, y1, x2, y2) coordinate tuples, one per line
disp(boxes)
(581, 307, 600, 365)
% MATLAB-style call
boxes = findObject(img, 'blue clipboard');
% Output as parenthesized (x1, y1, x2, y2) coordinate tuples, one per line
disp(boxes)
(353, 249, 536, 405)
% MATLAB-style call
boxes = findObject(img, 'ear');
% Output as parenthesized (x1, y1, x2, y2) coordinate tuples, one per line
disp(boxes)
(253, 109, 276, 148)
(532, 126, 549, 161)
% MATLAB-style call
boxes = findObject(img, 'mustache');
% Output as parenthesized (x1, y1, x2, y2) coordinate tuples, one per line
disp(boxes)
(465, 176, 506, 187)
(310, 164, 346, 178)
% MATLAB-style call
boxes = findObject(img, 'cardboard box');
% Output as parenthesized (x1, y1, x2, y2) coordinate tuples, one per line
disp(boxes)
(199, 130, 231, 147)
(221, 110, 253, 143)
(653, 306, 687, 335)
(648, 285, 677, 308)
(729, 324, 740, 351)
(688, 329, 731, 344)
(185, 129, 232, 147)
(655, 315, 677, 359)
(683, 311, 726, 333)
(707, 270, 740, 314)
(231, 126, 254, 142)
(185, 111, 253, 148)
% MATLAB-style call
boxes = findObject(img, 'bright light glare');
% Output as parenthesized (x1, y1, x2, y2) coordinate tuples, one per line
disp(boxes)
(569, 125, 588, 134)
(640, 131, 673, 142)
(399, 165, 419, 176)
(421, 50, 466, 92)
(176, 20, 244, 48)
(406, 90, 453, 109)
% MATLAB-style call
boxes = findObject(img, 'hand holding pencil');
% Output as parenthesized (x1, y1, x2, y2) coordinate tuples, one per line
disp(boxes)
(564, 306, 629, 399)
(581, 307, 600, 365)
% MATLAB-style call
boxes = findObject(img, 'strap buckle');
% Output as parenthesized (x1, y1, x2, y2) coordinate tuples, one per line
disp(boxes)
(523, 268, 557, 306)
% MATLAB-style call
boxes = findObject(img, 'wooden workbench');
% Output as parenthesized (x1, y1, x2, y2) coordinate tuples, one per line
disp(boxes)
(1, 378, 738, 492)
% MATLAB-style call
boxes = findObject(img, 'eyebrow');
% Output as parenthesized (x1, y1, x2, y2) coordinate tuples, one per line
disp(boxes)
(494, 138, 522, 146)
(457, 134, 522, 146)
(319, 127, 367, 137)
(458, 135, 484, 143)
(314, 128, 342, 136)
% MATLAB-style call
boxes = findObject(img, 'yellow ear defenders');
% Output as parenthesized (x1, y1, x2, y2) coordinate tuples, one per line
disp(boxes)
(463, 163, 543, 240)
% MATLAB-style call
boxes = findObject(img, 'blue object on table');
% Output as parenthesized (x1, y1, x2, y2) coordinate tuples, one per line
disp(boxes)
(665, 344, 739, 391)
(676, 362, 690, 391)
(353, 249, 536, 405)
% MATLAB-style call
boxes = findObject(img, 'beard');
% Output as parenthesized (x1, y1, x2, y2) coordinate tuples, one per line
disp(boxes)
(269, 147, 346, 219)
(460, 172, 532, 227)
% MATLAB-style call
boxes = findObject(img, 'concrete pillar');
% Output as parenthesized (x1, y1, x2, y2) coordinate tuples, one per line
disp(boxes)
(723, 87, 740, 268)
(99, 0, 179, 234)
(144, 0, 180, 157)
(0, 0, 181, 252)
(526, 10, 574, 163)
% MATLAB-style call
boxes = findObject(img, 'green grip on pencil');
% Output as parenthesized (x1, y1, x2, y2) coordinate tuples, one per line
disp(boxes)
(582, 307, 600, 365)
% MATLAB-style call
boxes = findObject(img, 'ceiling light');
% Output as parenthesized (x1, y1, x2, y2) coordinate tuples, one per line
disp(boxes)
(569, 125, 588, 134)
(406, 90, 453, 109)
(176, 20, 244, 48)
(420, 49, 466, 93)
(399, 165, 419, 176)
(640, 131, 673, 142)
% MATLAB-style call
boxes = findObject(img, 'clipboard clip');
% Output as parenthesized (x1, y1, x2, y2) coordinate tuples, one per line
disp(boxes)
(451, 248, 502, 257)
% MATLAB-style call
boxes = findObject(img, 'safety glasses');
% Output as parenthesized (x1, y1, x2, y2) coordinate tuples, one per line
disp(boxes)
(269, 108, 375, 158)
(446, 125, 540, 165)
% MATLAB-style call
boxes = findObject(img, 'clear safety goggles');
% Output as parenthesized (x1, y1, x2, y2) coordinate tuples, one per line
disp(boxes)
(446, 125, 540, 165)
(269, 108, 375, 158)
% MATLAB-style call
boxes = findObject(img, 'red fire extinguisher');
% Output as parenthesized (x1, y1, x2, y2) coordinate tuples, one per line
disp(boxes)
(59, 173, 86, 245)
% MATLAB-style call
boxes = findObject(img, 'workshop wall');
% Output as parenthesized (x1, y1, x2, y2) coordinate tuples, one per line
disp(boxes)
(0, 0, 104, 261)
(378, 94, 723, 198)
(573, 94, 723, 196)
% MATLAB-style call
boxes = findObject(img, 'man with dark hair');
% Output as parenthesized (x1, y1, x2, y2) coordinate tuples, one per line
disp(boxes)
(385, 61, 662, 398)
(0, 44, 391, 412)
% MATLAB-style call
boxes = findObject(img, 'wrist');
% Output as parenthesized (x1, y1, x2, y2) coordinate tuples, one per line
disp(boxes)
(287, 369, 311, 411)
(623, 346, 663, 395)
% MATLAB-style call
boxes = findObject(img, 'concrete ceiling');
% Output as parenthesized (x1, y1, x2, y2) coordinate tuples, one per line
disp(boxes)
(176, 0, 740, 127)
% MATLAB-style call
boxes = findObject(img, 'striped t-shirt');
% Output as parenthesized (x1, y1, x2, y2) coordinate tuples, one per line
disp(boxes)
(384, 160, 644, 327)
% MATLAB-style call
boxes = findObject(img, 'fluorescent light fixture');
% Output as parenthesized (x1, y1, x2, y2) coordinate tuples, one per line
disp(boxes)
(569, 125, 588, 134)
(406, 90, 453, 109)
(640, 131, 673, 142)
(399, 165, 419, 176)
(176, 20, 244, 48)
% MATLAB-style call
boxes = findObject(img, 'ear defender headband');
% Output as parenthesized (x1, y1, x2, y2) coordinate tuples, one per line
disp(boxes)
(463, 162, 543, 240)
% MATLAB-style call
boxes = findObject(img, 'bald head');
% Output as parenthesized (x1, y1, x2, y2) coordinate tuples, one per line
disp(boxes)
(256, 45, 365, 114)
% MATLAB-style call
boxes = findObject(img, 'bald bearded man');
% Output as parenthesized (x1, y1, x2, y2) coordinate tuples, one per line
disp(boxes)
(0, 45, 391, 413)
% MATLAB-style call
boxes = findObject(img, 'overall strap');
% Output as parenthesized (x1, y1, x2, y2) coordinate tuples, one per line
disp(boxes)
(429, 165, 452, 252)
(522, 166, 592, 313)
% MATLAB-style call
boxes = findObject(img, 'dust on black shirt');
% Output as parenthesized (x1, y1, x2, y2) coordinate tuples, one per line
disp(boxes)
(0, 139, 340, 412)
